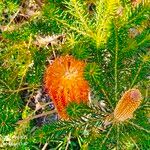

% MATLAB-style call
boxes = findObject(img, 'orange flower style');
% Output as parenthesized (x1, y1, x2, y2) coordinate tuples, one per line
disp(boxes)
(44, 55, 89, 119)
(114, 89, 142, 122)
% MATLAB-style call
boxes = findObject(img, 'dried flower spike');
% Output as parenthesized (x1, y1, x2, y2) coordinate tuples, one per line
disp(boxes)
(114, 89, 142, 122)
(44, 55, 89, 119)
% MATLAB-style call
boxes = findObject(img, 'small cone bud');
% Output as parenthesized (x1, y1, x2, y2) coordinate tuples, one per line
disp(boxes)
(114, 89, 142, 122)
(44, 55, 89, 119)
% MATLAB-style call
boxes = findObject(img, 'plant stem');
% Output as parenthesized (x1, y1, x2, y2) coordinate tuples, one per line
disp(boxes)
(17, 110, 57, 124)
(114, 23, 119, 102)
(130, 62, 143, 88)
(128, 121, 150, 133)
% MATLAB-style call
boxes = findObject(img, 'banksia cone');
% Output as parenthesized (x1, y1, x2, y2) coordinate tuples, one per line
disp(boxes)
(44, 55, 89, 119)
(114, 89, 142, 122)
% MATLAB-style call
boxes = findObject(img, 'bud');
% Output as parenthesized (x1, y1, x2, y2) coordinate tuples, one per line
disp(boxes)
(44, 55, 89, 119)
(114, 89, 142, 122)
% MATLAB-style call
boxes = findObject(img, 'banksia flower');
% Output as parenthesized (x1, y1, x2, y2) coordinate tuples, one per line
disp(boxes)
(114, 89, 142, 122)
(44, 55, 89, 119)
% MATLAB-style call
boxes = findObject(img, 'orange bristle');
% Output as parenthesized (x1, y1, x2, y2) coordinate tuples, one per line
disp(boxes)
(44, 55, 89, 119)
(114, 89, 142, 122)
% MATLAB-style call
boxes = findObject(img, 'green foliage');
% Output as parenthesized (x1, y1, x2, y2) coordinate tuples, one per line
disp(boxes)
(30, 103, 104, 149)
(0, 0, 149, 149)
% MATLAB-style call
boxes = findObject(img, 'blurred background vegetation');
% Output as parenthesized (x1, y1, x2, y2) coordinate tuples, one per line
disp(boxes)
(0, 0, 149, 149)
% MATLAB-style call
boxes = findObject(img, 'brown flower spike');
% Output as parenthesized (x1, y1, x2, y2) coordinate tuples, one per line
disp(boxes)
(44, 55, 89, 119)
(114, 89, 142, 122)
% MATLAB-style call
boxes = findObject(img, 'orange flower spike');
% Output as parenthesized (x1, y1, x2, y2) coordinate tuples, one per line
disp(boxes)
(114, 89, 142, 122)
(44, 55, 89, 119)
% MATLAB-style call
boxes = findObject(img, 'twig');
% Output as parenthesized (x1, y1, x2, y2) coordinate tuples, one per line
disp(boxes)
(116, 124, 120, 150)
(130, 137, 140, 150)
(0, 79, 11, 90)
(28, 34, 33, 49)
(42, 142, 48, 150)
(130, 63, 143, 88)
(100, 124, 114, 148)
(4, 0, 26, 29)
(5, 9, 21, 30)
(128, 121, 150, 133)
(17, 109, 57, 124)
(65, 132, 71, 150)
(101, 88, 114, 109)
(2, 85, 39, 93)
(34, 0, 43, 8)
(114, 23, 119, 102)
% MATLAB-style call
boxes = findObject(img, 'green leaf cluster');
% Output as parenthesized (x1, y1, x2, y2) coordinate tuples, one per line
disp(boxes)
(0, 0, 149, 149)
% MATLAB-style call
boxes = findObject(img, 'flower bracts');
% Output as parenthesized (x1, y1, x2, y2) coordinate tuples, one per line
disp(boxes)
(114, 89, 142, 122)
(44, 55, 89, 119)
